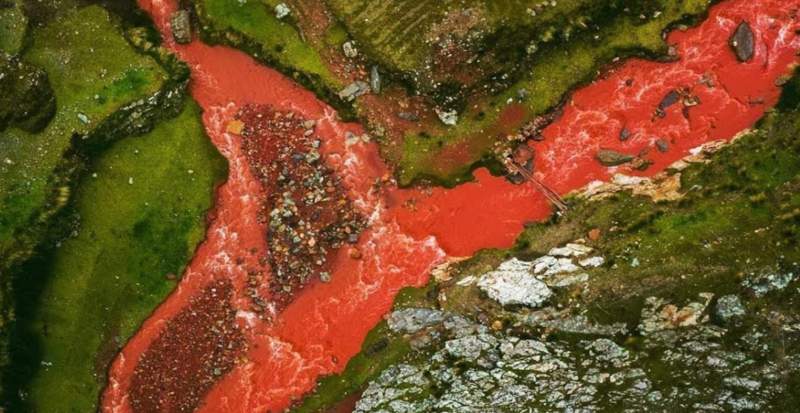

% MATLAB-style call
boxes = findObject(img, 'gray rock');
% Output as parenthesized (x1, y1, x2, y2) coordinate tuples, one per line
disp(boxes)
(170, 10, 192, 44)
(742, 270, 796, 297)
(714, 295, 746, 322)
(729, 21, 755, 62)
(342, 41, 358, 58)
(445, 334, 498, 361)
(397, 112, 419, 122)
(370, 66, 381, 94)
(435, 108, 458, 126)
(548, 243, 592, 257)
(387, 308, 445, 334)
(338, 81, 370, 101)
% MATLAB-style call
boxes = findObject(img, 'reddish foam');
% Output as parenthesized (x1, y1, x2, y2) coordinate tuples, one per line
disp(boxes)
(103, 0, 800, 412)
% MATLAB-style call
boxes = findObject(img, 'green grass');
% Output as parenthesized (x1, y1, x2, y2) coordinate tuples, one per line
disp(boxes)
(0, 5, 167, 263)
(3, 99, 227, 412)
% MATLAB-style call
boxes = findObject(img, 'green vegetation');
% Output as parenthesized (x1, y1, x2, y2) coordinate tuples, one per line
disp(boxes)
(3, 99, 227, 412)
(293, 73, 800, 412)
(0, 5, 170, 268)
(0, 53, 55, 133)
(0, 3, 168, 398)
(0, 0, 27, 55)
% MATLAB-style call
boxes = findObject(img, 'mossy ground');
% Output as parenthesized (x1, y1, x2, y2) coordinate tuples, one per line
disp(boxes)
(0, 0, 27, 55)
(0, 5, 167, 264)
(0, 3, 227, 410)
(2, 99, 227, 412)
(292, 74, 800, 412)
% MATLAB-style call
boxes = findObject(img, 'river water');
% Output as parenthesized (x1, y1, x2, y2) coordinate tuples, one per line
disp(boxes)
(102, 1, 799, 411)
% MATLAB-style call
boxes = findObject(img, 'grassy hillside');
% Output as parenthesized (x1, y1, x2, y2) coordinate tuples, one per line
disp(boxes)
(0, 5, 170, 268)
(3, 100, 226, 412)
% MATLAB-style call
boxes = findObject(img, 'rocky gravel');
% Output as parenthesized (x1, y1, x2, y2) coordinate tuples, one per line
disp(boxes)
(357, 300, 800, 412)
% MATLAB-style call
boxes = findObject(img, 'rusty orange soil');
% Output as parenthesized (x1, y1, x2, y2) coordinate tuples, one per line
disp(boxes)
(102, 1, 799, 412)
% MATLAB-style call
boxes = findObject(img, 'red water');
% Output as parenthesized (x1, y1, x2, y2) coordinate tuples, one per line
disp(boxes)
(103, 0, 800, 412)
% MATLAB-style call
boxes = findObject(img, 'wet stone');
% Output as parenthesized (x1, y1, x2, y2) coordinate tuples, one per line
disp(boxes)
(729, 21, 755, 62)
(655, 138, 669, 152)
(620, 127, 631, 141)
(596, 149, 635, 166)
(656, 90, 680, 117)
(170, 10, 192, 44)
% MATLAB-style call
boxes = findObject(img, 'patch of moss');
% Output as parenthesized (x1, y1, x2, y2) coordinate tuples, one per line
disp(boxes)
(0, 4, 176, 270)
(0, 52, 55, 133)
(2, 99, 227, 412)
(0, 3, 189, 403)
(0, 0, 27, 55)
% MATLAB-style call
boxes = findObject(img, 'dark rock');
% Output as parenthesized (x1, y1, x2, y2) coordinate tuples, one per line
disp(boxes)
(619, 128, 631, 141)
(170, 10, 192, 44)
(596, 149, 635, 166)
(656, 90, 680, 117)
(0, 54, 56, 133)
(655, 139, 669, 153)
(729, 22, 755, 62)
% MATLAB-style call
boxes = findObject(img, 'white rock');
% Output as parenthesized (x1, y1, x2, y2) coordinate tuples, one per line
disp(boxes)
(532, 255, 580, 276)
(342, 41, 358, 58)
(477, 258, 552, 307)
(578, 256, 605, 268)
(435, 108, 458, 126)
(548, 243, 593, 257)
(274, 3, 291, 19)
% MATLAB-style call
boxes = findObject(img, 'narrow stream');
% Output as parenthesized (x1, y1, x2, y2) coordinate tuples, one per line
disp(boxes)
(102, 0, 799, 411)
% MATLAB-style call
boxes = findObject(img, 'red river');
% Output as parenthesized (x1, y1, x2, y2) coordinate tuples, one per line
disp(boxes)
(103, 0, 800, 411)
